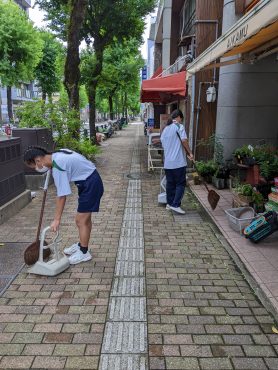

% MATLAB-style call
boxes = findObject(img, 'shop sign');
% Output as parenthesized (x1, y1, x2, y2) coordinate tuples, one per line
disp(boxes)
(142, 66, 147, 80)
(148, 118, 154, 127)
(227, 24, 248, 49)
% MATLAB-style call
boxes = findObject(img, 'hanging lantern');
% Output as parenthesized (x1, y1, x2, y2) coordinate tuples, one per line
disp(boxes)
(206, 86, 217, 103)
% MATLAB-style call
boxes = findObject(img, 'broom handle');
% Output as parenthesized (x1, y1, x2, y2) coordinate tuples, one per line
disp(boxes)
(35, 170, 51, 242)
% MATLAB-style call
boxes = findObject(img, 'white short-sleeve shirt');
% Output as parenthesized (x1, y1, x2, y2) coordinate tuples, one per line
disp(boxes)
(160, 122, 187, 169)
(52, 150, 96, 197)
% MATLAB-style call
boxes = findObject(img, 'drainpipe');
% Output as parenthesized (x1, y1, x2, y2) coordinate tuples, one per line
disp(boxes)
(194, 20, 219, 83)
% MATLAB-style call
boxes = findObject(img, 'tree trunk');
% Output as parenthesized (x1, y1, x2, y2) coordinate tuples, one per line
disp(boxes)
(7, 86, 13, 124)
(124, 91, 128, 122)
(87, 39, 104, 145)
(109, 95, 113, 120)
(64, 0, 87, 112)
(88, 84, 97, 144)
(42, 91, 47, 102)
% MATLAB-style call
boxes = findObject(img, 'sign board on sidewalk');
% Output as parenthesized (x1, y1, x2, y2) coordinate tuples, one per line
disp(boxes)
(147, 118, 154, 127)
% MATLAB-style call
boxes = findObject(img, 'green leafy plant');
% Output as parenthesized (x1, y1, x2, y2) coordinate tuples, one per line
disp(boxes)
(234, 183, 253, 196)
(252, 191, 264, 206)
(195, 160, 218, 177)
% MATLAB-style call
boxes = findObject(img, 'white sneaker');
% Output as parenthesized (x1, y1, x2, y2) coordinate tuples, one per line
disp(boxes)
(64, 243, 79, 255)
(166, 204, 171, 210)
(169, 206, 185, 214)
(68, 249, 92, 265)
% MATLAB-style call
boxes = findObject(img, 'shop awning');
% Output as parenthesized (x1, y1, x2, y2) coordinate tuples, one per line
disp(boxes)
(141, 71, 186, 103)
(187, 0, 278, 75)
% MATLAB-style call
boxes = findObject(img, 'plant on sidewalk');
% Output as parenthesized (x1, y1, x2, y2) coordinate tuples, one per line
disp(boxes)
(195, 160, 218, 183)
(17, 100, 99, 160)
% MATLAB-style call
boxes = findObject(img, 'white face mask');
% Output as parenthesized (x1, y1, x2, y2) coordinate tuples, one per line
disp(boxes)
(35, 166, 48, 173)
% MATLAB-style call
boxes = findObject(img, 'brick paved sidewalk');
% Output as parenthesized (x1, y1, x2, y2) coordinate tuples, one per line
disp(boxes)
(0, 123, 277, 369)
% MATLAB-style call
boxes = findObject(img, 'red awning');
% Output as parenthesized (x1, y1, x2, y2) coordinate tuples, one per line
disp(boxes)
(141, 71, 186, 103)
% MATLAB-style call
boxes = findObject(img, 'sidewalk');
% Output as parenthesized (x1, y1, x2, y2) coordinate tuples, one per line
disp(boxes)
(191, 185, 278, 314)
(0, 123, 277, 369)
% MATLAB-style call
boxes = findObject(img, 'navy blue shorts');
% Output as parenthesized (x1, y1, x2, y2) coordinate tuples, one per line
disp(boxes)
(75, 170, 104, 213)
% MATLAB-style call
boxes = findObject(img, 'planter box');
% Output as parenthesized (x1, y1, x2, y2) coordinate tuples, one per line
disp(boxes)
(232, 191, 252, 207)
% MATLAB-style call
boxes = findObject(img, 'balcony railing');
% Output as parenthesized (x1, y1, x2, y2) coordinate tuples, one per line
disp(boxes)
(162, 55, 191, 77)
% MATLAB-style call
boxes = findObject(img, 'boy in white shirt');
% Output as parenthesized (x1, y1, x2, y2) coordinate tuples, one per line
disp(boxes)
(161, 109, 194, 214)
(24, 146, 104, 265)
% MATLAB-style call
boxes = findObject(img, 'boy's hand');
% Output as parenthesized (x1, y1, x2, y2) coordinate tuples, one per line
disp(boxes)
(50, 219, 60, 232)
(188, 154, 194, 162)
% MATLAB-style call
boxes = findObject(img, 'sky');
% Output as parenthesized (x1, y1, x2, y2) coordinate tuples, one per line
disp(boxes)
(29, 4, 155, 60)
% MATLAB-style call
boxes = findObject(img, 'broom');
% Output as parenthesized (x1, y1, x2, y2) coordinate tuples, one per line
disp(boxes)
(176, 130, 220, 210)
(24, 170, 51, 266)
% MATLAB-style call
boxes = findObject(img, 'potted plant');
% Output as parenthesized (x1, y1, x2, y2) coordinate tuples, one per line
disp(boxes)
(233, 145, 256, 165)
(233, 183, 254, 205)
(195, 160, 217, 183)
(252, 191, 265, 213)
(212, 165, 230, 189)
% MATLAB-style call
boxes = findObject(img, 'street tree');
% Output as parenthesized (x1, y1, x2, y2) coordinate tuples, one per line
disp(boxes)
(82, 0, 156, 143)
(35, 31, 63, 102)
(97, 39, 144, 120)
(0, 0, 43, 123)
(36, 0, 88, 112)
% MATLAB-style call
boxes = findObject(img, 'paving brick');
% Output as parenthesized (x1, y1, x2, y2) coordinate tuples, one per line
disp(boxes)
(165, 357, 199, 369)
(65, 356, 99, 369)
(0, 355, 34, 369)
(149, 356, 165, 369)
(0, 344, 24, 355)
(265, 358, 278, 369)
(4, 321, 34, 333)
(211, 345, 244, 357)
(62, 323, 90, 333)
(223, 335, 253, 345)
(23, 344, 54, 355)
(53, 344, 85, 356)
(32, 356, 67, 369)
(180, 345, 212, 357)
(232, 357, 268, 369)
(243, 344, 276, 357)
(193, 335, 223, 344)
(12, 333, 43, 343)
(33, 323, 62, 333)
(43, 333, 73, 344)
(199, 358, 233, 369)
(0, 333, 14, 343)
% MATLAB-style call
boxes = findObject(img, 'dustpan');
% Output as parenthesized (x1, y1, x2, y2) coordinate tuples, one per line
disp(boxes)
(28, 226, 70, 276)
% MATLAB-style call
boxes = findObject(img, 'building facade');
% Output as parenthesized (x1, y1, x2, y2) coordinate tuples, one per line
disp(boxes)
(142, 0, 278, 161)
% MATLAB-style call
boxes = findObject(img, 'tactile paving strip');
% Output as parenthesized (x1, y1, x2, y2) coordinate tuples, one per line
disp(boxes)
(111, 278, 145, 297)
(99, 354, 147, 370)
(100, 125, 148, 369)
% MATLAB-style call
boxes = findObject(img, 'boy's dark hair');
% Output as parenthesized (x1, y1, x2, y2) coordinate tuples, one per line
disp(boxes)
(171, 109, 184, 120)
(23, 146, 72, 165)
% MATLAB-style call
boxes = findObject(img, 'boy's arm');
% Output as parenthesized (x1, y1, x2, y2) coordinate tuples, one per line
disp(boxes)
(182, 139, 194, 161)
(51, 196, 67, 232)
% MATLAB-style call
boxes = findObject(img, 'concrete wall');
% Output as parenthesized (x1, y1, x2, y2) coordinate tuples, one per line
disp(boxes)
(215, 0, 278, 159)
(162, 0, 172, 70)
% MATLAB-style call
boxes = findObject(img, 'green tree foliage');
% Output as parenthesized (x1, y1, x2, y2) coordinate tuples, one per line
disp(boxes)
(36, 0, 88, 114)
(0, 0, 43, 122)
(82, 0, 156, 143)
(35, 31, 64, 101)
(16, 100, 99, 160)
(96, 39, 144, 119)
